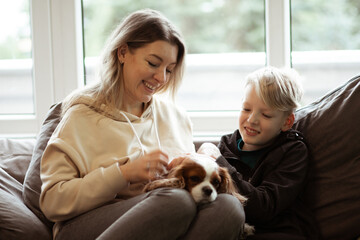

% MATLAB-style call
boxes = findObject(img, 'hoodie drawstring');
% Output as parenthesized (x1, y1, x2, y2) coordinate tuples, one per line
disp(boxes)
(150, 105, 162, 151)
(119, 105, 161, 157)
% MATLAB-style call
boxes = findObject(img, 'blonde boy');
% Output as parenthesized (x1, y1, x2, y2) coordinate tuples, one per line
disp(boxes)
(199, 66, 318, 239)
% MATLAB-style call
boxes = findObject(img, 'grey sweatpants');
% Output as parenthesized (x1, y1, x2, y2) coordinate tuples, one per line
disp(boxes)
(55, 188, 245, 240)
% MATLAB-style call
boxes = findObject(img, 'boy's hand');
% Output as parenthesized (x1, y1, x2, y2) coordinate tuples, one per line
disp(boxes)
(197, 142, 221, 160)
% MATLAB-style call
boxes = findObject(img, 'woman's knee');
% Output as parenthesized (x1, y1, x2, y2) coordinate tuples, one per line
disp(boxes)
(214, 194, 245, 225)
(149, 188, 197, 220)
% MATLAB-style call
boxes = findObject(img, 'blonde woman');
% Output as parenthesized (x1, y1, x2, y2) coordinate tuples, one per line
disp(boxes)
(40, 9, 244, 240)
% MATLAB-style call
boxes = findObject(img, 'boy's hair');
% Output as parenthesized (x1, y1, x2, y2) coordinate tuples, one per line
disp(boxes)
(245, 66, 303, 113)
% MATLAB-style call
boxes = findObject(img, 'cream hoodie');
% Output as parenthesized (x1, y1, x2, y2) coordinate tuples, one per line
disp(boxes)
(39, 96, 195, 223)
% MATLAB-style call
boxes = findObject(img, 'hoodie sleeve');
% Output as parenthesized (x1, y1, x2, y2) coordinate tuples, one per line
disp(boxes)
(39, 138, 128, 222)
(219, 141, 309, 224)
(39, 106, 129, 222)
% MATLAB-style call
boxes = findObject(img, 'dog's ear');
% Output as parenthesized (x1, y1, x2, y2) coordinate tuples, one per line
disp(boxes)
(168, 161, 184, 178)
(218, 167, 232, 193)
(143, 166, 185, 192)
(218, 167, 247, 204)
(143, 176, 185, 192)
(166, 164, 186, 188)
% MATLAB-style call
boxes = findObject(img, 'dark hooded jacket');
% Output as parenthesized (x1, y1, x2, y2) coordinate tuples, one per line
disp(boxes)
(216, 129, 318, 239)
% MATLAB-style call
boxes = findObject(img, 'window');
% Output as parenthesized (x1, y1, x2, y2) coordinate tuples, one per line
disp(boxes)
(1, 0, 359, 138)
(0, 0, 33, 114)
(0, 0, 83, 137)
(82, 0, 265, 138)
(82, 0, 266, 112)
(291, 0, 360, 105)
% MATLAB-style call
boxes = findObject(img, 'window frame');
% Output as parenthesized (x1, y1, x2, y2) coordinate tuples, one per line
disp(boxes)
(0, 0, 289, 138)
(190, 0, 291, 139)
(0, 0, 84, 137)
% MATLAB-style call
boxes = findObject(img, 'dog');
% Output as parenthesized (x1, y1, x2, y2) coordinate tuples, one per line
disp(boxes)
(143, 153, 254, 237)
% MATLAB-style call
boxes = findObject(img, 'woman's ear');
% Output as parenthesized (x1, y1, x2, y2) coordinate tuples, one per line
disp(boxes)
(281, 113, 295, 132)
(117, 44, 128, 63)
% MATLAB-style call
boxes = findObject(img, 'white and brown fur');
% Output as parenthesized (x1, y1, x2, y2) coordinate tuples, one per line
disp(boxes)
(143, 153, 254, 237)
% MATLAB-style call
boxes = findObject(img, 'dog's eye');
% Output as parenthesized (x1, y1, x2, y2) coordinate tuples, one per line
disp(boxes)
(189, 176, 201, 183)
(211, 179, 220, 187)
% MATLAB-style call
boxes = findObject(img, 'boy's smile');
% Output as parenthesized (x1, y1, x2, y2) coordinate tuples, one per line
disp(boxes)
(244, 126, 260, 136)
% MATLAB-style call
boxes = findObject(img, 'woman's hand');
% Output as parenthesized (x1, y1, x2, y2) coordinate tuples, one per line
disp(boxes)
(197, 142, 221, 159)
(119, 150, 169, 183)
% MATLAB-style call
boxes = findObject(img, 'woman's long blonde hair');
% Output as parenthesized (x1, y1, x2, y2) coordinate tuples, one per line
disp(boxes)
(62, 9, 186, 115)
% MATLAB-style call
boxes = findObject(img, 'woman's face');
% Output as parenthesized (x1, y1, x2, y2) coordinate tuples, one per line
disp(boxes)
(119, 40, 178, 109)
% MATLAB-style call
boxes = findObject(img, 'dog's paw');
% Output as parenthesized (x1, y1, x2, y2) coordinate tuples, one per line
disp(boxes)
(143, 182, 155, 192)
(143, 178, 185, 192)
(244, 223, 255, 235)
(239, 223, 255, 239)
(168, 178, 185, 188)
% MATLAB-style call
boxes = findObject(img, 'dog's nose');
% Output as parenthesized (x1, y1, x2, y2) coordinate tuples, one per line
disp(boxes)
(202, 186, 213, 196)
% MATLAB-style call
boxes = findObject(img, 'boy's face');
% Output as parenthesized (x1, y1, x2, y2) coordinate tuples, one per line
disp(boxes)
(238, 84, 292, 151)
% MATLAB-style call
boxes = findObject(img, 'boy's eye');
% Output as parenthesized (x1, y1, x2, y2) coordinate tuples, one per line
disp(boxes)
(166, 69, 172, 74)
(242, 108, 250, 112)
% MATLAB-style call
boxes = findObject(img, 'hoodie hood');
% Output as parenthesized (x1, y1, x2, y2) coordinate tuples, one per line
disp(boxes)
(69, 95, 154, 122)
(69, 95, 161, 155)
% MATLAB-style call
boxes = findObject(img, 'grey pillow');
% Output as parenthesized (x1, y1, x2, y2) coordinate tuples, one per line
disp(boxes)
(22, 102, 62, 229)
(293, 74, 360, 239)
(0, 170, 52, 240)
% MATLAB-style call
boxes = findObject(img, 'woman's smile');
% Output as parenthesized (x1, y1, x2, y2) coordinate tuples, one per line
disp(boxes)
(143, 80, 158, 92)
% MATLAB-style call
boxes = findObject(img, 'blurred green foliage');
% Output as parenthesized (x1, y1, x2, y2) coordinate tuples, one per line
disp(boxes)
(82, 0, 265, 56)
(291, 0, 360, 51)
(1, 0, 359, 59)
(0, 0, 31, 59)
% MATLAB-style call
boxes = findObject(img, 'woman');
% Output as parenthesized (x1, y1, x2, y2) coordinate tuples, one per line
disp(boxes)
(40, 9, 244, 240)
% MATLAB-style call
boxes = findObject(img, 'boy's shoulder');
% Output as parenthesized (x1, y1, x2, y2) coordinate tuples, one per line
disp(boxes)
(283, 129, 306, 141)
(283, 129, 306, 143)
(274, 129, 309, 153)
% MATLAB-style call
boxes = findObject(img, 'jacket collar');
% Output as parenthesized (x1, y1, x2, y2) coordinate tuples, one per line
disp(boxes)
(219, 128, 306, 159)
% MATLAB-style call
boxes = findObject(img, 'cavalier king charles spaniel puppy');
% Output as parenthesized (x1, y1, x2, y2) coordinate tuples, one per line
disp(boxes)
(143, 153, 254, 237)
(144, 153, 246, 204)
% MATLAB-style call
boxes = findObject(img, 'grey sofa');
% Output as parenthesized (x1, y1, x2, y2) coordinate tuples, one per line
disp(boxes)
(1, 74, 360, 240)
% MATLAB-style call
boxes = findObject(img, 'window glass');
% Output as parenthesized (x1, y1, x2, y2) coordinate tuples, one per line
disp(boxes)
(0, 0, 33, 114)
(82, 0, 265, 111)
(291, 0, 360, 105)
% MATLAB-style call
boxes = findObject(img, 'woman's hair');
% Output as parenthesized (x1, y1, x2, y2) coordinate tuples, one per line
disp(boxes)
(62, 9, 186, 115)
(245, 66, 303, 113)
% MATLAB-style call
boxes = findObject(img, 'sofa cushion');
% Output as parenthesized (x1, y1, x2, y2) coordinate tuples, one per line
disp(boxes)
(293, 74, 360, 239)
(0, 188, 52, 240)
(0, 164, 52, 240)
(0, 138, 35, 184)
(22, 102, 62, 228)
